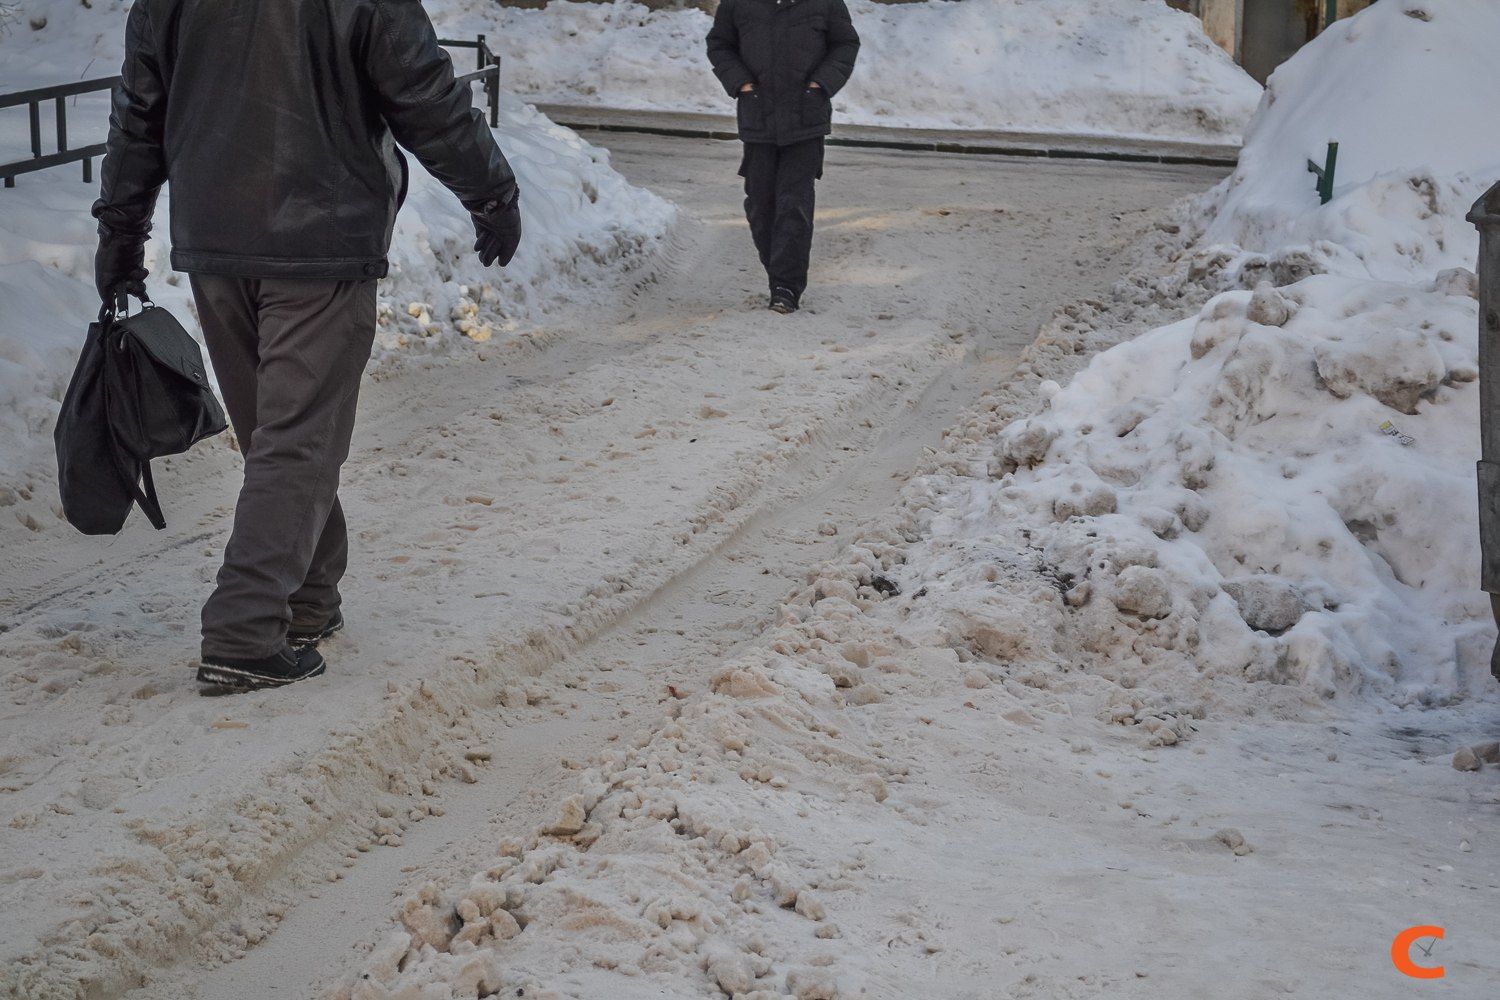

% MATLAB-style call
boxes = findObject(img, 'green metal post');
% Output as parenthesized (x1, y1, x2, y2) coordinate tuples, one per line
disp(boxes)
(1307, 142, 1339, 205)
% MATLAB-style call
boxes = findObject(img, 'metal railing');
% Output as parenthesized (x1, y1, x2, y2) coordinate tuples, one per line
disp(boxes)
(442, 34, 502, 129)
(0, 35, 502, 187)
(0, 77, 118, 187)
(1307, 141, 1339, 205)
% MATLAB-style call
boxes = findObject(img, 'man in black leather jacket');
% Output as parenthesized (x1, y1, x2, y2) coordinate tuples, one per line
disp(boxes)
(92, 0, 523, 690)
(707, 0, 859, 314)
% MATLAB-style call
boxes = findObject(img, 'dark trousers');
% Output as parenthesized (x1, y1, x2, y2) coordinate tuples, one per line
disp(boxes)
(740, 138, 824, 302)
(189, 275, 377, 660)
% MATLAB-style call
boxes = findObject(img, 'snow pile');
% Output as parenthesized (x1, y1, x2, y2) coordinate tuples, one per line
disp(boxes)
(332, 540, 945, 1000)
(0, 4, 673, 476)
(1203, 0, 1500, 272)
(929, 0, 1499, 705)
(428, 0, 1260, 142)
(374, 96, 672, 354)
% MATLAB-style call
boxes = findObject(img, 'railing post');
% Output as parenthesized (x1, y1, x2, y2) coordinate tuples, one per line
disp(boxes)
(28, 100, 41, 159)
(476, 33, 487, 71)
(1467, 180, 1500, 681)
(1307, 141, 1338, 205)
(480, 36, 499, 128)
(55, 97, 68, 153)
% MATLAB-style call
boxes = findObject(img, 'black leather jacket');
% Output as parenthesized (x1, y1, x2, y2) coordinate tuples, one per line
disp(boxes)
(706, 0, 860, 146)
(93, 0, 517, 281)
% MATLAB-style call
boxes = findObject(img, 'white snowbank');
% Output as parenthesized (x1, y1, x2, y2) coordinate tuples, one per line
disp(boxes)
(1203, 0, 1500, 275)
(376, 96, 673, 354)
(960, 0, 1500, 704)
(427, 0, 1261, 142)
(0, 4, 673, 477)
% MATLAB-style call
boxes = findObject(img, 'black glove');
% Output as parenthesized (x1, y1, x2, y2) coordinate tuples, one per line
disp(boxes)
(94, 227, 149, 305)
(472, 191, 522, 268)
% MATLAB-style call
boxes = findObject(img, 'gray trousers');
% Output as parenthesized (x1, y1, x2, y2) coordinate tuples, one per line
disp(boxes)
(190, 275, 377, 660)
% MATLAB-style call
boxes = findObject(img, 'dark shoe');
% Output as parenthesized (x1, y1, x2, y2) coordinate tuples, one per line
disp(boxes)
(769, 288, 799, 314)
(198, 644, 326, 690)
(289, 609, 344, 649)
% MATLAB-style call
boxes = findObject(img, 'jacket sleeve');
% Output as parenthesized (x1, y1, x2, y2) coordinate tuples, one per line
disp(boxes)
(363, 0, 515, 211)
(92, 0, 168, 240)
(706, 0, 755, 98)
(809, 0, 860, 96)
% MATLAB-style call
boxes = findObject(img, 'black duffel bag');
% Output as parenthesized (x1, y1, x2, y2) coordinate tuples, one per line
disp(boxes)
(54, 296, 227, 534)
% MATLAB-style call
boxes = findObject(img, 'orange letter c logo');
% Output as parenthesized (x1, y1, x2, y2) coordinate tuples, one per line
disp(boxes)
(1391, 925, 1445, 979)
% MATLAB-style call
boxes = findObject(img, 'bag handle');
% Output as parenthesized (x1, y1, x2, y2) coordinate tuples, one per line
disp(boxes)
(105, 289, 155, 323)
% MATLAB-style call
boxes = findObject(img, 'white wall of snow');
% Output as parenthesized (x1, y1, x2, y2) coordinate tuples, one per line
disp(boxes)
(426, 0, 1262, 142)
(1202, 0, 1500, 275)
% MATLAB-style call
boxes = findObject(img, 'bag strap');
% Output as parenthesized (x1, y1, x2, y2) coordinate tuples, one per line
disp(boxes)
(103, 407, 168, 530)
(104, 440, 167, 530)
(136, 461, 167, 530)
(97, 313, 168, 531)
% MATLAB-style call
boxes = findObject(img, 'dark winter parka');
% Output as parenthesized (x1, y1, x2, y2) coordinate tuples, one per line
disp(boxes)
(706, 0, 860, 146)
(93, 0, 516, 281)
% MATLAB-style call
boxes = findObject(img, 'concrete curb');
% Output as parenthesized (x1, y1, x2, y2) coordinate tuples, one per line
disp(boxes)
(535, 106, 1242, 169)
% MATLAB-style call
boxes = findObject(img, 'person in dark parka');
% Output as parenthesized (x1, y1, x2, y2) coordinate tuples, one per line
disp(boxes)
(93, 0, 523, 690)
(707, 0, 859, 313)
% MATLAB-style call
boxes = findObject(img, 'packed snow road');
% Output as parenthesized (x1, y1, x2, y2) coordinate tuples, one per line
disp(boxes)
(0, 134, 1220, 999)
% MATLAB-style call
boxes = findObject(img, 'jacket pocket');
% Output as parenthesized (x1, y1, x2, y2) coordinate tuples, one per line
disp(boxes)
(800, 86, 832, 128)
(736, 91, 766, 134)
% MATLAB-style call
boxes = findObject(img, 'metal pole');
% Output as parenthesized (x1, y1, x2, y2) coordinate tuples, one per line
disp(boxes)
(28, 101, 41, 158)
(1468, 181, 1500, 680)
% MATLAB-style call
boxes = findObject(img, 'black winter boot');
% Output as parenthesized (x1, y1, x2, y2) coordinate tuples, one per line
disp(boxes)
(769, 287, 799, 314)
(289, 609, 345, 649)
(198, 644, 326, 690)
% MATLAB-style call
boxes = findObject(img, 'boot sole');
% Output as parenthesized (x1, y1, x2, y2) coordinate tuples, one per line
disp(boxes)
(197, 659, 326, 690)
(288, 617, 344, 649)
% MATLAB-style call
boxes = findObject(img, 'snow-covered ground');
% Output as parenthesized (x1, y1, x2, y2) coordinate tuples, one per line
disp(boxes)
(6, 2, 1500, 998)
(0, 0, 673, 477)
(426, 0, 1261, 143)
(3, 118, 1214, 998)
(327, 4, 1500, 998)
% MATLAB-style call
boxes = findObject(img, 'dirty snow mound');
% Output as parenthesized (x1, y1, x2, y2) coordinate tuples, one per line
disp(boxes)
(428, 0, 1260, 142)
(914, 0, 1500, 705)
(377, 96, 673, 355)
(331, 535, 976, 1000)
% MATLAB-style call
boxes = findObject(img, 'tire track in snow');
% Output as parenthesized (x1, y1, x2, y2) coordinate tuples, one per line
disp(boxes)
(1, 135, 1222, 999)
